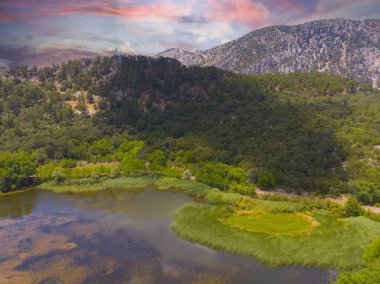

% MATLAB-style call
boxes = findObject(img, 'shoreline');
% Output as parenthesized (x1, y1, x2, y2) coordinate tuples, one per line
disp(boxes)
(18, 176, 380, 272)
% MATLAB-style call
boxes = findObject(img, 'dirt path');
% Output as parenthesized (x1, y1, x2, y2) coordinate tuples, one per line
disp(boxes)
(363, 206, 380, 214)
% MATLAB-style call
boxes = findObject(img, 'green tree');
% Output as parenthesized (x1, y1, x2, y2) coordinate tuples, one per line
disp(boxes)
(147, 150, 166, 171)
(196, 162, 247, 190)
(90, 139, 113, 156)
(258, 171, 276, 189)
(0, 151, 36, 192)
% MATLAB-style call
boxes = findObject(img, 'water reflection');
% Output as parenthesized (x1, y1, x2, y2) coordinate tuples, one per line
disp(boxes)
(0, 188, 335, 283)
(0, 190, 38, 219)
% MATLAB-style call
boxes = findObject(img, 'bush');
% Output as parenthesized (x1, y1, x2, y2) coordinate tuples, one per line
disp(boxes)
(183, 169, 193, 180)
(228, 184, 255, 196)
(354, 181, 380, 205)
(195, 162, 247, 190)
(59, 158, 77, 168)
(36, 162, 58, 182)
(344, 197, 364, 217)
(53, 170, 65, 183)
(257, 171, 276, 189)
(110, 168, 120, 179)
(0, 150, 36, 192)
(262, 193, 289, 202)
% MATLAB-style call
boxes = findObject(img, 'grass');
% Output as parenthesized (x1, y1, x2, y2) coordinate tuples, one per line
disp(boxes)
(172, 203, 380, 270)
(36, 177, 155, 193)
(155, 177, 248, 205)
(155, 177, 215, 198)
(222, 211, 318, 236)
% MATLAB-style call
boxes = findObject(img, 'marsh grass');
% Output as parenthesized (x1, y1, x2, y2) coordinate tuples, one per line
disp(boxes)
(154, 177, 214, 198)
(172, 203, 380, 270)
(222, 211, 317, 236)
(259, 200, 304, 213)
(37, 177, 155, 193)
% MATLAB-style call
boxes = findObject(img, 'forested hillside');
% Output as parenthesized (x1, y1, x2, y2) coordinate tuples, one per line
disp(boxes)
(1, 56, 379, 204)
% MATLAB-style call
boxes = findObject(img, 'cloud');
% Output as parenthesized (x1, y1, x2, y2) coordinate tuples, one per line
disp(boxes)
(220, 38, 230, 44)
(187, 20, 234, 42)
(0, 0, 192, 23)
(119, 41, 138, 54)
(93, 36, 124, 45)
(1, 0, 379, 61)
(207, 0, 270, 28)
(178, 15, 208, 24)
(266, 0, 317, 14)
(293, 0, 380, 23)
(156, 40, 199, 51)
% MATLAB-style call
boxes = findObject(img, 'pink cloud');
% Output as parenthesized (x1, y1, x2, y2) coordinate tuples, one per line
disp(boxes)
(207, 0, 270, 27)
(266, 0, 316, 14)
(0, 0, 192, 23)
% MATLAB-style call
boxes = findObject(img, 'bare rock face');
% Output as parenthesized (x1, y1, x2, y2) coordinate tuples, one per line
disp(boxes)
(156, 19, 380, 88)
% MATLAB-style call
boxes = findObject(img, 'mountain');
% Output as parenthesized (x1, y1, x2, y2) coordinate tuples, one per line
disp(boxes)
(156, 19, 380, 88)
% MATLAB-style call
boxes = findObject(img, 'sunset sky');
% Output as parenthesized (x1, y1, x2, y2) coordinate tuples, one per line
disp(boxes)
(1, 0, 379, 66)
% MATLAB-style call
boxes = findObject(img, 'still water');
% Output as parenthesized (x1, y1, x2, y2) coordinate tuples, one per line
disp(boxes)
(0, 188, 335, 283)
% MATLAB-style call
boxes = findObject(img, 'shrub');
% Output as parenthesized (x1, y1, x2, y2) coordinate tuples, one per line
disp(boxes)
(0, 150, 36, 192)
(36, 162, 58, 182)
(53, 170, 65, 183)
(262, 193, 288, 202)
(195, 162, 247, 190)
(344, 197, 364, 217)
(110, 168, 120, 179)
(228, 184, 255, 196)
(183, 169, 193, 180)
(354, 181, 380, 205)
(257, 171, 276, 189)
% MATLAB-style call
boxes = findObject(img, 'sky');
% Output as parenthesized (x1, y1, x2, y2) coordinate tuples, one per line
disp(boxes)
(0, 0, 380, 66)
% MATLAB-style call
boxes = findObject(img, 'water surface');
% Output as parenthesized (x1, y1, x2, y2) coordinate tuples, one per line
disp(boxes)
(0, 188, 335, 283)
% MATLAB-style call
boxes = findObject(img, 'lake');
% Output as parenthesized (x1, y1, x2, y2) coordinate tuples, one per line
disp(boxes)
(0, 187, 335, 283)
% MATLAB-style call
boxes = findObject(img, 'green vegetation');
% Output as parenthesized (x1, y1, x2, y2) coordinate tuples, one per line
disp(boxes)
(37, 177, 155, 193)
(1, 56, 380, 200)
(344, 197, 364, 217)
(172, 203, 380, 269)
(0, 150, 36, 192)
(353, 181, 380, 206)
(2, 57, 380, 281)
(195, 162, 247, 190)
(222, 212, 313, 236)
(335, 237, 380, 284)
(222, 212, 316, 236)
(27, 174, 380, 275)
(156, 177, 248, 205)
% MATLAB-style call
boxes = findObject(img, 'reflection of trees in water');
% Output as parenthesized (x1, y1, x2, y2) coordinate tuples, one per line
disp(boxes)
(0, 190, 38, 218)
(68, 189, 141, 214)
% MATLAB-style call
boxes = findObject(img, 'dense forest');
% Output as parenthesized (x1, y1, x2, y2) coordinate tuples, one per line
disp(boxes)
(1, 56, 379, 204)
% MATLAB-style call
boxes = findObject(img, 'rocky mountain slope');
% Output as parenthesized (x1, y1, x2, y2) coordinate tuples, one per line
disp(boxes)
(156, 19, 380, 88)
